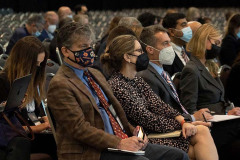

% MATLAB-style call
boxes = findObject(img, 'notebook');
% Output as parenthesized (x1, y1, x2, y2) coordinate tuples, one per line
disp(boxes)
(107, 148, 145, 155)
(208, 115, 240, 122)
(148, 130, 182, 139)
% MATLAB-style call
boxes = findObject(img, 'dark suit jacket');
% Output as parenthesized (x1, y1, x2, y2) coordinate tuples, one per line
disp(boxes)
(226, 61, 240, 106)
(219, 34, 240, 66)
(38, 29, 50, 42)
(137, 65, 183, 113)
(163, 52, 185, 76)
(180, 56, 225, 114)
(6, 27, 30, 55)
(47, 64, 134, 160)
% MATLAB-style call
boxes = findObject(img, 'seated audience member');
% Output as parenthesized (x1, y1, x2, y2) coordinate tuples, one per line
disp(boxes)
(6, 15, 44, 55)
(118, 17, 143, 38)
(162, 13, 192, 76)
(38, 11, 59, 42)
(94, 16, 122, 56)
(74, 4, 88, 15)
(180, 23, 240, 115)
(0, 36, 55, 158)
(94, 17, 143, 72)
(49, 17, 74, 65)
(180, 24, 240, 160)
(226, 54, 240, 107)
(220, 13, 240, 66)
(186, 7, 200, 21)
(73, 14, 89, 25)
(101, 34, 218, 160)
(137, 25, 212, 121)
(197, 17, 212, 24)
(94, 26, 137, 75)
(58, 6, 73, 20)
(137, 12, 158, 27)
(47, 22, 189, 160)
(188, 21, 202, 34)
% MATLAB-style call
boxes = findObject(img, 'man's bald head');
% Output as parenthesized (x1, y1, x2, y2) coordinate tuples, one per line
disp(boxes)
(58, 6, 72, 20)
(188, 21, 202, 35)
(45, 11, 59, 25)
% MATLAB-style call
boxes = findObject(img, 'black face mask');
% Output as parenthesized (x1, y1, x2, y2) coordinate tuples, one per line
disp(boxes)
(205, 44, 221, 59)
(129, 52, 149, 72)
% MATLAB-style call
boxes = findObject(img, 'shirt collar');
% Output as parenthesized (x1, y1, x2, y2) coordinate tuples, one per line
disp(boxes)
(149, 62, 163, 75)
(64, 61, 85, 78)
(170, 42, 182, 53)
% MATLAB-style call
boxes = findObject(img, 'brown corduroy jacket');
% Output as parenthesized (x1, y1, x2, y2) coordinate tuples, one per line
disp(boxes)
(47, 64, 134, 160)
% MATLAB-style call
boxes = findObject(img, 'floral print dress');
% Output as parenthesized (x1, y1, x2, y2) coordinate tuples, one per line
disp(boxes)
(108, 72, 190, 152)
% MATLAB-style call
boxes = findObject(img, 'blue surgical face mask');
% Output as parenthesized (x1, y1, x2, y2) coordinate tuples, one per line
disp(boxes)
(180, 26, 193, 42)
(237, 31, 240, 38)
(32, 31, 41, 37)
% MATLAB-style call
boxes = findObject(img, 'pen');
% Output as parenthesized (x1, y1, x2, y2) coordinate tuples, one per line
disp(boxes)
(202, 112, 207, 122)
(205, 111, 215, 114)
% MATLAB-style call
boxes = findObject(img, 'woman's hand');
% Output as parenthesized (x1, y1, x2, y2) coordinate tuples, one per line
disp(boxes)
(182, 122, 198, 139)
(191, 121, 212, 127)
(227, 107, 240, 116)
(41, 116, 51, 129)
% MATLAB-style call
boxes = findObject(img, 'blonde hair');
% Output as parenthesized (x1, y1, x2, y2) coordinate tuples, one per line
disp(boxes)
(186, 24, 222, 59)
(205, 60, 219, 78)
(101, 35, 137, 76)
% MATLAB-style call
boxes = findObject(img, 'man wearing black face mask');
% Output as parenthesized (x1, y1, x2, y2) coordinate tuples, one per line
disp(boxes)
(47, 22, 189, 160)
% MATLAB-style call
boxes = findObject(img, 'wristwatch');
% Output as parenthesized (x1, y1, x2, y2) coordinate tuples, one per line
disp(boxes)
(182, 113, 193, 122)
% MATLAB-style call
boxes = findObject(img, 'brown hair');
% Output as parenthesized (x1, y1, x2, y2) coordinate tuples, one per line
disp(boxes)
(105, 16, 122, 35)
(101, 35, 137, 76)
(225, 13, 240, 37)
(186, 24, 222, 59)
(140, 25, 167, 52)
(4, 36, 47, 107)
(106, 26, 137, 50)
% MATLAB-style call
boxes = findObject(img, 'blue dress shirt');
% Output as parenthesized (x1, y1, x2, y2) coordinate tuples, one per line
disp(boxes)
(65, 62, 114, 134)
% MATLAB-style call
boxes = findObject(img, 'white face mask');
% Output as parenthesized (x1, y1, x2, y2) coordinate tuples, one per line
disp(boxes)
(48, 24, 57, 34)
(151, 46, 176, 65)
(180, 26, 193, 42)
(67, 14, 73, 19)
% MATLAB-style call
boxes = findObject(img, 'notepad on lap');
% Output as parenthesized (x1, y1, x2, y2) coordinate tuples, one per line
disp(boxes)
(208, 115, 240, 122)
(148, 130, 182, 139)
(107, 148, 145, 155)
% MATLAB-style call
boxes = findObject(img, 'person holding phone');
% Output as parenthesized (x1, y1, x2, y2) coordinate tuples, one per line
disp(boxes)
(101, 34, 218, 160)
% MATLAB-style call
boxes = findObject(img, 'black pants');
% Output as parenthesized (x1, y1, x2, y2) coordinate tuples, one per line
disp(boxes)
(100, 143, 189, 160)
(211, 118, 240, 160)
(0, 137, 31, 160)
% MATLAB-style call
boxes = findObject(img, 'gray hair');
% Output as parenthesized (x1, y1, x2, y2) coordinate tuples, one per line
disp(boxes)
(57, 22, 95, 53)
(118, 17, 142, 28)
(26, 14, 45, 28)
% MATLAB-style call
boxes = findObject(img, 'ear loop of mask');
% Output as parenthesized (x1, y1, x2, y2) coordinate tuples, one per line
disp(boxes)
(140, 40, 160, 62)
